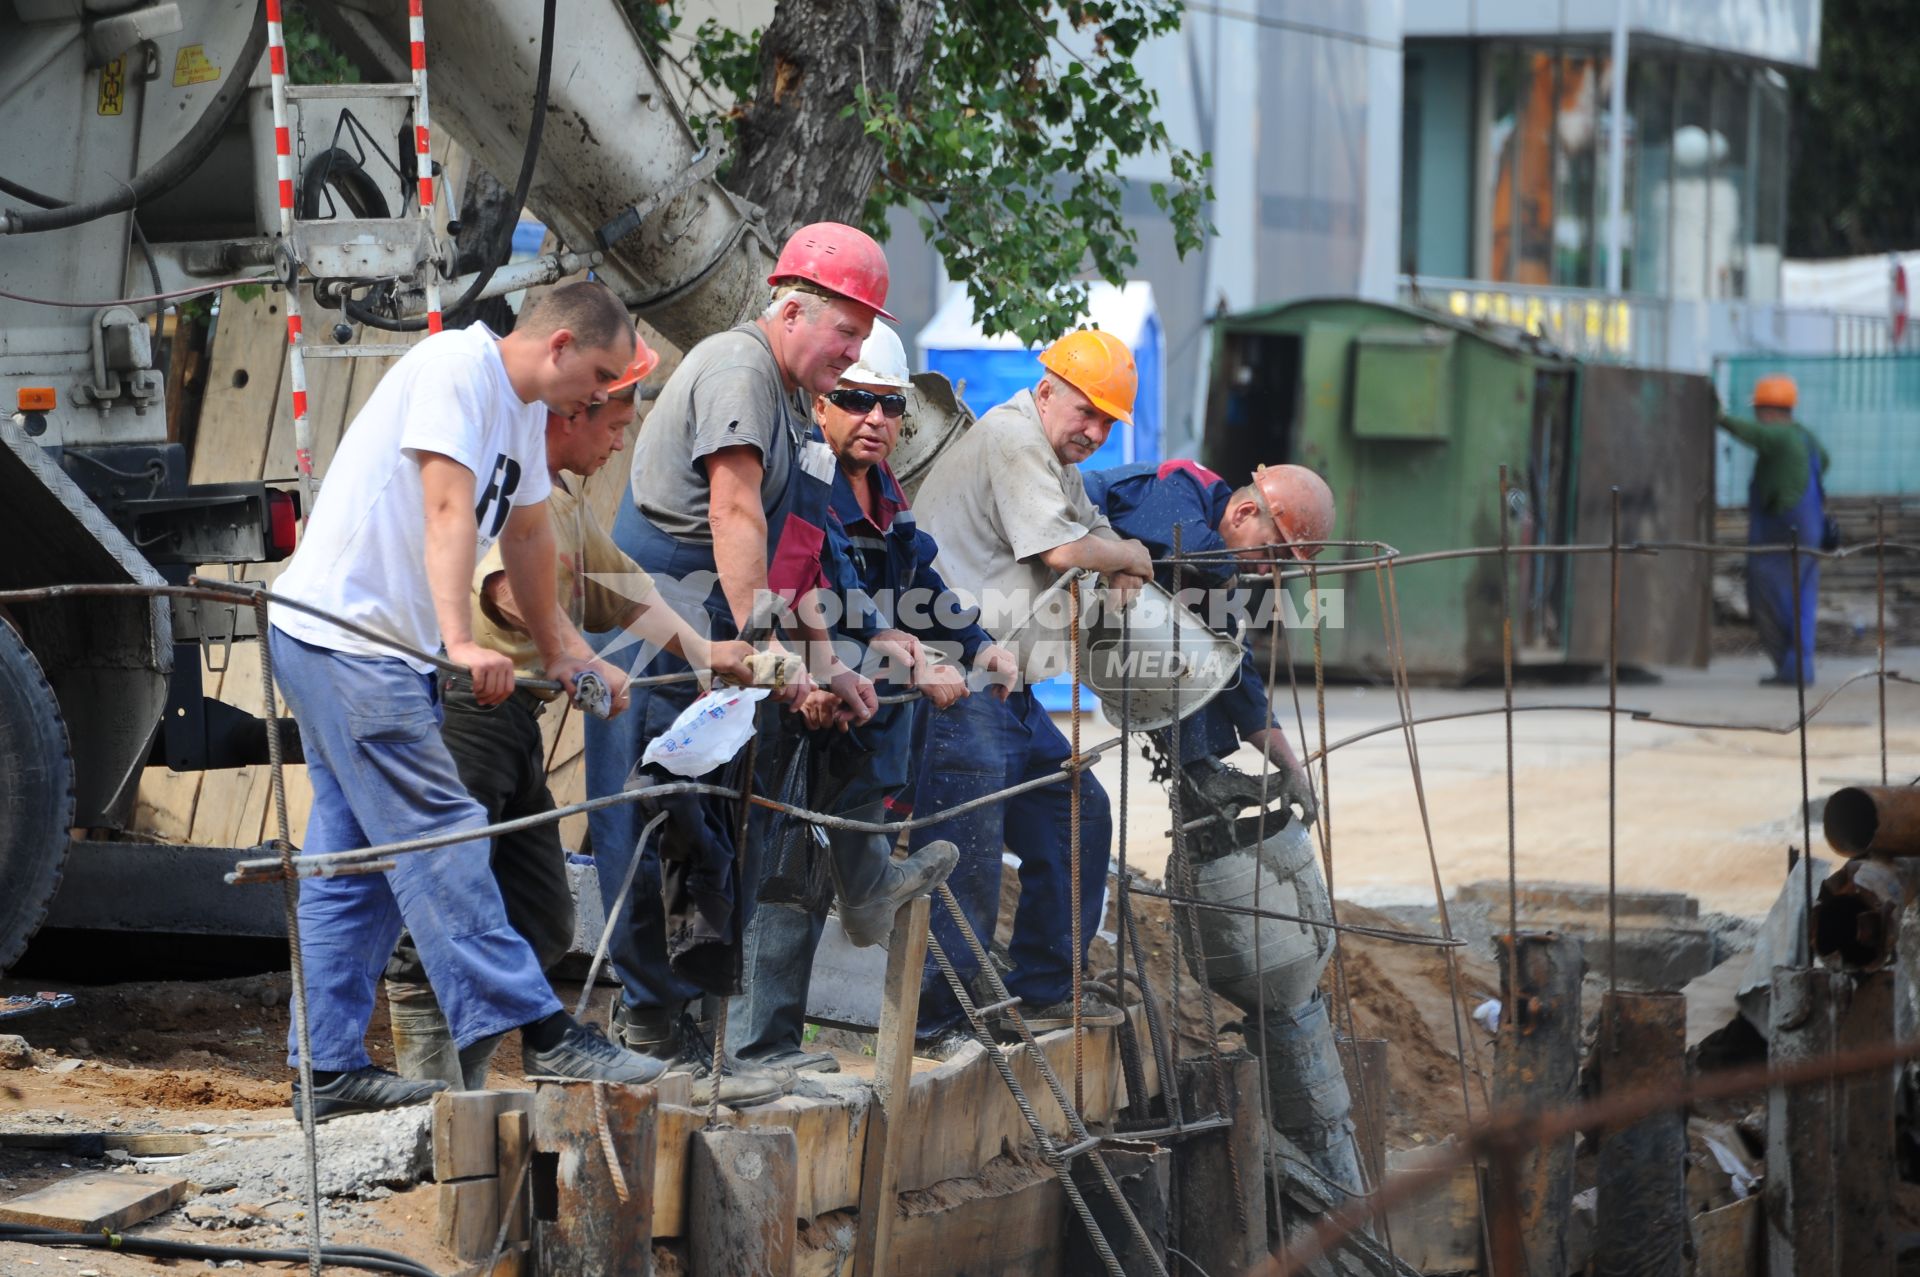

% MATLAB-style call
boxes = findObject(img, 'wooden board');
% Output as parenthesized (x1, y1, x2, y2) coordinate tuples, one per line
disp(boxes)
(0, 1171, 188, 1231)
(652, 1013, 1155, 1238)
(689, 1128, 798, 1277)
(434, 1089, 533, 1182)
(854, 895, 929, 1277)
(438, 1175, 501, 1263)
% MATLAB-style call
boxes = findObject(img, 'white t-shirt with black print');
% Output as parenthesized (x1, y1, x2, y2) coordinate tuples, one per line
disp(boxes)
(271, 324, 552, 672)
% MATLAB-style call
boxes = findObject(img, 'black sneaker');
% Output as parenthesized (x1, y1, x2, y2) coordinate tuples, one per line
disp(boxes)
(292, 1065, 446, 1123)
(667, 1015, 792, 1107)
(524, 1018, 668, 1084)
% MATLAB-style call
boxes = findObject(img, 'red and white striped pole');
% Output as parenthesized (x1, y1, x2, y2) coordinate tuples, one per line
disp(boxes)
(263, 0, 316, 501)
(408, 0, 443, 334)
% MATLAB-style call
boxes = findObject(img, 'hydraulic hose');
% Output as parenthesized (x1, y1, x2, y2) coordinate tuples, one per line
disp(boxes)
(0, 1222, 440, 1276)
(344, 0, 557, 332)
(1, 1, 268, 235)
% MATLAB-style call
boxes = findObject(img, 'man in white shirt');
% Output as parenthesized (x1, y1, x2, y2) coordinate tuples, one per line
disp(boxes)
(269, 281, 665, 1119)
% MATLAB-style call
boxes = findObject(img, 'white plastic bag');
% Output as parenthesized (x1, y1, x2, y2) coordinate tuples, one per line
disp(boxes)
(641, 686, 771, 777)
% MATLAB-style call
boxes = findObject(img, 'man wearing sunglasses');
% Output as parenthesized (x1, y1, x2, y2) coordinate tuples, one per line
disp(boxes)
(1082, 459, 1333, 827)
(905, 328, 1159, 1054)
(730, 323, 1013, 1073)
(585, 223, 956, 1099)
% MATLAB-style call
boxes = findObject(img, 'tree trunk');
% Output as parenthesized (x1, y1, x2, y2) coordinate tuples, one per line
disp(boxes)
(729, 0, 939, 236)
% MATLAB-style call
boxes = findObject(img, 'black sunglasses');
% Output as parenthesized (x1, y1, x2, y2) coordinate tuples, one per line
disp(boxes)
(827, 388, 907, 418)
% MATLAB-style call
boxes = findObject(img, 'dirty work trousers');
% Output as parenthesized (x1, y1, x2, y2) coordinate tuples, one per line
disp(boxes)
(909, 687, 1112, 1038)
(270, 627, 561, 1071)
(386, 685, 576, 983)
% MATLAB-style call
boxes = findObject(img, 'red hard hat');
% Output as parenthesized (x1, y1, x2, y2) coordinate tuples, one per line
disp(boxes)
(767, 222, 897, 320)
(607, 330, 660, 396)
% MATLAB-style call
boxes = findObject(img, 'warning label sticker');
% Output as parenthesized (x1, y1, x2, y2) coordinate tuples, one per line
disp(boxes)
(98, 56, 125, 116)
(172, 44, 221, 87)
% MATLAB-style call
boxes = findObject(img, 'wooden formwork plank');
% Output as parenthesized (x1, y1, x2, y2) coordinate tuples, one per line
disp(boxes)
(689, 1128, 799, 1277)
(853, 895, 930, 1277)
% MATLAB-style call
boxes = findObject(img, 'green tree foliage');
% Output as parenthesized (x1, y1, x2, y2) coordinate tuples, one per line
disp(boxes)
(645, 0, 1212, 343)
(1787, 0, 1920, 257)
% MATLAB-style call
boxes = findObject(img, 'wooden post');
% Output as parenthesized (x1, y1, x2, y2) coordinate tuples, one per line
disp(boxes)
(852, 894, 931, 1277)
(1172, 1052, 1269, 1274)
(532, 1080, 658, 1277)
(689, 1128, 799, 1277)
(1492, 932, 1582, 1277)
(1594, 991, 1687, 1277)
(1835, 969, 1895, 1277)
(496, 1108, 533, 1276)
(1767, 966, 1836, 1277)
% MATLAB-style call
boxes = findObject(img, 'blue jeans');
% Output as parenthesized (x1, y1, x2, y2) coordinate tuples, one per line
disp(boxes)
(269, 628, 561, 1070)
(910, 688, 1112, 1037)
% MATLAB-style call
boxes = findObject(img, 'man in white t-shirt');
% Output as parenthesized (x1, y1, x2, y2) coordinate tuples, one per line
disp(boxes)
(269, 281, 666, 1120)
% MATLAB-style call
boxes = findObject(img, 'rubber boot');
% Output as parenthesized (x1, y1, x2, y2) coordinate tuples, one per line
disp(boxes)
(385, 979, 503, 1091)
(827, 802, 958, 948)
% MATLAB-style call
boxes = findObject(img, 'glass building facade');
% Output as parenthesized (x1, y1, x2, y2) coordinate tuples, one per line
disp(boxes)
(1401, 39, 1792, 301)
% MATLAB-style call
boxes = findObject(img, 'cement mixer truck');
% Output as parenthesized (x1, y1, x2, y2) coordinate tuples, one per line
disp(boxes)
(0, 0, 865, 969)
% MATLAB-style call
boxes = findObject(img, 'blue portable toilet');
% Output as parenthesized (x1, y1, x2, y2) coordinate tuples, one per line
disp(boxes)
(916, 282, 1164, 711)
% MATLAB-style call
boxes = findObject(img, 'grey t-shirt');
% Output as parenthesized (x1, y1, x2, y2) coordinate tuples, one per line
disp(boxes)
(628, 323, 813, 542)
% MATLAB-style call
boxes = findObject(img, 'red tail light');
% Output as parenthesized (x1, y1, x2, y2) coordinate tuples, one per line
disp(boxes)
(266, 488, 300, 561)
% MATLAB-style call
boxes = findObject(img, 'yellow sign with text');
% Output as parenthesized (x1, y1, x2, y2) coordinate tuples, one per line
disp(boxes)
(97, 56, 125, 116)
(172, 44, 221, 87)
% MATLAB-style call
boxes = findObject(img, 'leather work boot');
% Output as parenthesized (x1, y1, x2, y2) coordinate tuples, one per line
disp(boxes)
(666, 1014, 794, 1108)
(293, 1066, 446, 1123)
(385, 978, 502, 1091)
(612, 1003, 793, 1107)
(1015, 991, 1126, 1035)
(748, 1045, 841, 1075)
(833, 839, 960, 949)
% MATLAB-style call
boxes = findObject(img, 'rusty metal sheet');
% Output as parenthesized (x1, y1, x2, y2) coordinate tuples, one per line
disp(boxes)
(1566, 366, 1717, 669)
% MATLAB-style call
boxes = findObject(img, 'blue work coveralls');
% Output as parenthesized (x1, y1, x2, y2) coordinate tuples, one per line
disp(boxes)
(1082, 459, 1281, 763)
(731, 461, 993, 1059)
(585, 416, 863, 1011)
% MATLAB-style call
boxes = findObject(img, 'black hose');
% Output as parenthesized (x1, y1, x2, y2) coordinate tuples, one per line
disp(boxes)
(1, 1, 268, 235)
(0, 1222, 440, 1276)
(345, 0, 557, 332)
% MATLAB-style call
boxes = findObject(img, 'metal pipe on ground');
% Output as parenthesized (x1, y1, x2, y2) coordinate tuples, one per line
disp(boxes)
(1492, 932, 1583, 1277)
(1594, 991, 1687, 1277)
(1823, 786, 1920, 857)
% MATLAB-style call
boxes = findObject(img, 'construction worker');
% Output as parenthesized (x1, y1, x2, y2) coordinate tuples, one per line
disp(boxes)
(267, 281, 665, 1120)
(730, 322, 1010, 1073)
(1721, 374, 1832, 685)
(907, 329, 1157, 1053)
(383, 331, 760, 1090)
(586, 223, 956, 1098)
(1082, 459, 1330, 823)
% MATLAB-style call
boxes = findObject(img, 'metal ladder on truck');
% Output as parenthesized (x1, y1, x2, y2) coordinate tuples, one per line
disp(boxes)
(261, 0, 444, 503)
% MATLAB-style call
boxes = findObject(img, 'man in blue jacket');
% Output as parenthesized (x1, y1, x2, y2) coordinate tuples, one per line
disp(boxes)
(1082, 458, 1333, 823)
(729, 323, 1014, 1072)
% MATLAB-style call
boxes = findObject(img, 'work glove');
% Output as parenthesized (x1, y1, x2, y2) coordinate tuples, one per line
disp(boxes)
(1277, 764, 1319, 828)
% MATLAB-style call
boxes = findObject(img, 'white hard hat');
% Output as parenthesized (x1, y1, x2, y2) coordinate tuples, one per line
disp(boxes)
(841, 321, 911, 389)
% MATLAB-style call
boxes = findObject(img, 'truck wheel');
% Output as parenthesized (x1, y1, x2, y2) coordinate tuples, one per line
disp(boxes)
(0, 620, 74, 973)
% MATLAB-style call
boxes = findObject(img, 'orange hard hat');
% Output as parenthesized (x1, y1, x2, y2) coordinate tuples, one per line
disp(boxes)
(1038, 329, 1137, 424)
(607, 330, 661, 396)
(1251, 464, 1336, 560)
(767, 221, 897, 320)
(1752, 374, 1798, 410)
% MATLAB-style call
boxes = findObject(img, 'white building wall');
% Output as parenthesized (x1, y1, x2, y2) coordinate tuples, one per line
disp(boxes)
(1404, 0, 1819, 67)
